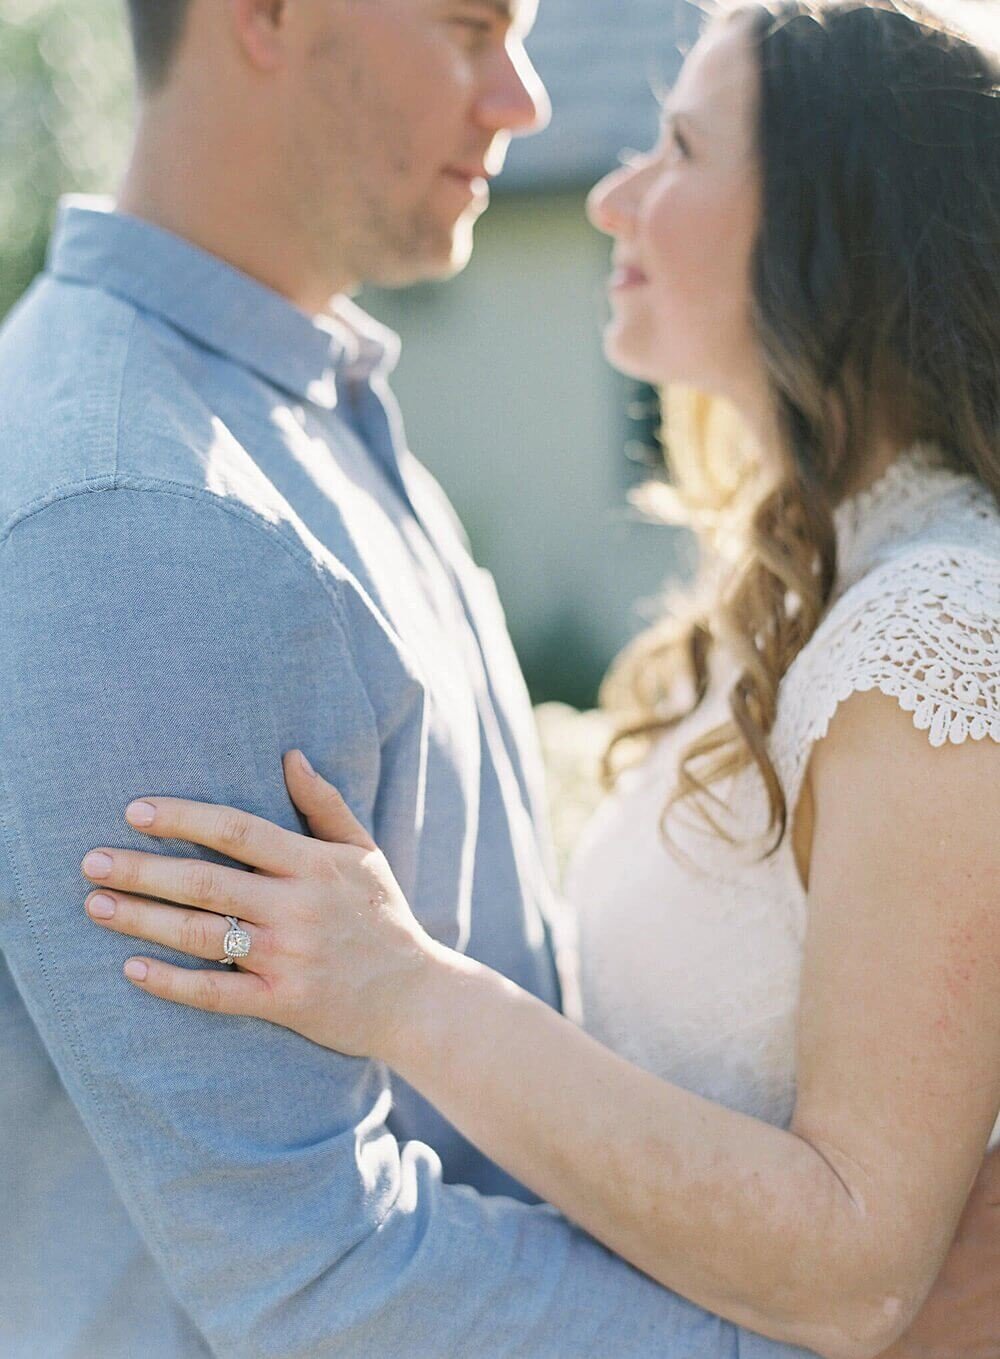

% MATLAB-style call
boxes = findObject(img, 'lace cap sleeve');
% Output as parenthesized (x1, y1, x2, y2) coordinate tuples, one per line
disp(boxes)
(772, 545, 1000, 815)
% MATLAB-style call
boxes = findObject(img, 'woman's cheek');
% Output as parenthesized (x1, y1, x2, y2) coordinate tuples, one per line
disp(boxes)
(640, 181, 705, 290)
(636, 196, 727, 384)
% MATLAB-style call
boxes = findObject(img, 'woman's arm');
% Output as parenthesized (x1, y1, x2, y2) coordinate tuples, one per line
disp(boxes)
(876, 1145, 1000, 1359)
(383, 687, 1000, 1359)
(83, 695, 1000, 1359)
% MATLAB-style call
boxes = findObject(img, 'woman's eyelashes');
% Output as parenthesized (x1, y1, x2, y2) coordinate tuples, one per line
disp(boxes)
(661, 119, 692, 161)
(618, 148, 653, 171)
(618, 125, 690, 176)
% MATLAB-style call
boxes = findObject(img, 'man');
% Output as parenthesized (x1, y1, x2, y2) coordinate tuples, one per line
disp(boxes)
(0, 1, 996, 1355)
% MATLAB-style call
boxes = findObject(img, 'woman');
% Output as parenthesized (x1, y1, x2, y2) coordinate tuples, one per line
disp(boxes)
(80, 2, 999, 1355)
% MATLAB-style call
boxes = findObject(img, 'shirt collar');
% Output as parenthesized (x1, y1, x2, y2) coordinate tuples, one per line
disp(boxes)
(45, 194, 401, 410)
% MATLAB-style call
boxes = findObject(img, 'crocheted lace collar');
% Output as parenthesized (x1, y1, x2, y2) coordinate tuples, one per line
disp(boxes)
(832, 441, 979, 586)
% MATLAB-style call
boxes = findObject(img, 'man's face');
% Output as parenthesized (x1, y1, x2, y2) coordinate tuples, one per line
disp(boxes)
(282, 0, 549, 290)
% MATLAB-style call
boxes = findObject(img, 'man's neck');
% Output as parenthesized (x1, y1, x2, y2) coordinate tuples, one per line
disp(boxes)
(116, 126, 351, 318)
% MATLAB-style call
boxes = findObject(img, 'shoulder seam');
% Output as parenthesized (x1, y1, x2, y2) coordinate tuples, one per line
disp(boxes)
(112, 309, 141, 489)
(0, 475, 366, 662)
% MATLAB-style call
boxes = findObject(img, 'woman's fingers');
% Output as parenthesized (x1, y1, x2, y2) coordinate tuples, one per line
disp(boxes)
(283, 750, 376, 850)
(121, 955, 270, 1017)
(85, 890, 264, 968)
(81, 848, 272, 924)
(121, 795, 307, 876)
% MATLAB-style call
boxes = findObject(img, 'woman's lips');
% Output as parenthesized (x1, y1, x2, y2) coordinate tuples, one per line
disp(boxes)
(609, 265, 650, 292)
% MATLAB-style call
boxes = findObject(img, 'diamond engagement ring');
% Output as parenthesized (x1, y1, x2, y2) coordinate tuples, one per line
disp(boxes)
(219, 915, 251, 966)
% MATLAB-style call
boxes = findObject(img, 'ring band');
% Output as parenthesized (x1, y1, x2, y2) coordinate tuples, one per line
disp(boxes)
(219, 915, 251, 966)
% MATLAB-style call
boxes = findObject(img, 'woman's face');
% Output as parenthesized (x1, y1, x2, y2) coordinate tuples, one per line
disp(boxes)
(587, 16, 764, 404)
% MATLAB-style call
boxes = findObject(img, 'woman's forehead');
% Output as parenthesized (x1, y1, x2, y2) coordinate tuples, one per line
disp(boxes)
(672, 16, 760, 134)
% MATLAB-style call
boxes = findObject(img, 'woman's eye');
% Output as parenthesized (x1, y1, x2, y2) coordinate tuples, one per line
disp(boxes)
(664, 123, 691, 160)
(619, 128, 688, 177)
(645, 134, 686, 168)
(618, 149, 651, 172)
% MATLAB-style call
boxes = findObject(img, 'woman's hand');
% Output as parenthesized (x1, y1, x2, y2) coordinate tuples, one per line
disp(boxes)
(80, 750, 441, 1062)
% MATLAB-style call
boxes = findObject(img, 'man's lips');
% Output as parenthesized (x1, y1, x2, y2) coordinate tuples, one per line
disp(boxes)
(442, 166, 491, 194)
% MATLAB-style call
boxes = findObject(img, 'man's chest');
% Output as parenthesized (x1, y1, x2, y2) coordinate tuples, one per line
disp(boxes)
(266, 402, 541, 775)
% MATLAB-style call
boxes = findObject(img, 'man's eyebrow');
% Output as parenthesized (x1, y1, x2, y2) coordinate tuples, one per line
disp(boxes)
(462, 0, 518, 22)
(454, 0, 537, 37)
(456, 0, 510, 15)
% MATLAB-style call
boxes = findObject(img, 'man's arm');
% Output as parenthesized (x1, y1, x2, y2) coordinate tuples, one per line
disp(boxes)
(0, 485, 766, 1359)
(878, 1146, 1000, 1359)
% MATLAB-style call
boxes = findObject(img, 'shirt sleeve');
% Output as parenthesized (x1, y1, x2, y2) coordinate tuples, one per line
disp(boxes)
(0, 485, 785, 1359)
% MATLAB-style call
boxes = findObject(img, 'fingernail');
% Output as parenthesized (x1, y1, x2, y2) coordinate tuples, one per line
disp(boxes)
(297, 751, 316, 778)
(82, 852, 113, 879)
(87, 894, 116, 920)
(124, 959, 148, 982)
(126, 800, 156, 827)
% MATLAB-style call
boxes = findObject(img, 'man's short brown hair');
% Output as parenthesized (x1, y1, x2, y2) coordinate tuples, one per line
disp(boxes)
(125, 0, 193, 96)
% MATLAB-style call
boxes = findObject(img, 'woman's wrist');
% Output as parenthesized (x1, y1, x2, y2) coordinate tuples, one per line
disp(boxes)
(383, 939, 482, 1082)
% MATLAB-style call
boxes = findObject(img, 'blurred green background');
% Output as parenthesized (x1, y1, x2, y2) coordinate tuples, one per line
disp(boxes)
(1, 0, 133, 318)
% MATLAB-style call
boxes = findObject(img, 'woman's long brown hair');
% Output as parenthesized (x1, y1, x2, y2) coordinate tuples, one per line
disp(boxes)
(602, 0, 1000, 855)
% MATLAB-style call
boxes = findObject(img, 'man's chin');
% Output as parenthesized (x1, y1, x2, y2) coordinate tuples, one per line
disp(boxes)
(429, 231, 475, 281)
(374, 225, 476, 290)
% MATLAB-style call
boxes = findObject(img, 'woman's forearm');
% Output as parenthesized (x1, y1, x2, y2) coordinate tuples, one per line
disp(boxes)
(392, 948, 910, 1359)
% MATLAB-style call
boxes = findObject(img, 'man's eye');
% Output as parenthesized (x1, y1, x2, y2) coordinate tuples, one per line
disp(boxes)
(448, 18, 494, 42)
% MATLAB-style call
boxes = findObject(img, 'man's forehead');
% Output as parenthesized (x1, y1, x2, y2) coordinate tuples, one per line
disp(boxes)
(394, 0, 540, 39)
(436, 0, 540, 33)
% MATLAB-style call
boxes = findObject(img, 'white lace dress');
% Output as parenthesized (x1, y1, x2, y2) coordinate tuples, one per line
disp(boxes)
(565, 445, 1000, 1149)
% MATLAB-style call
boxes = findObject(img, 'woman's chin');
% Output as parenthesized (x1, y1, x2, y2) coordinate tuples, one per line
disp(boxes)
(602, 329, 665, 385)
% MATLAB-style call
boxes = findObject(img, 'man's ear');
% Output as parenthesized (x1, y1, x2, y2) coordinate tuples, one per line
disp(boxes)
(228, 0, 293, 73)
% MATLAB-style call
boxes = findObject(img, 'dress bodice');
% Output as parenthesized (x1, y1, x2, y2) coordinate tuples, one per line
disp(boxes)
(565, 445, 1000, 1144)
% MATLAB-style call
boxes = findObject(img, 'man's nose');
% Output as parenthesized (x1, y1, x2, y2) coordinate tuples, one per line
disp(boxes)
(475, 44, 552, 136)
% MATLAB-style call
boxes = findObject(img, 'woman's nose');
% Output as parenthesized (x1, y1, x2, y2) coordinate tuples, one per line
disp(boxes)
(587, 166, 640, 238)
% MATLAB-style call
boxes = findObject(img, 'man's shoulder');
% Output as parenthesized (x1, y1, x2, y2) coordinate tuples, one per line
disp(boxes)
(0, 276, 418, 700)
(2, 279, 299, 568)
(0, 274, 128, 518)
(0, 274, 284, 537)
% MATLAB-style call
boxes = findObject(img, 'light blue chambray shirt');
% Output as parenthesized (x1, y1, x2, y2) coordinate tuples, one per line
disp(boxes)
(0, 196, 815, 1359)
